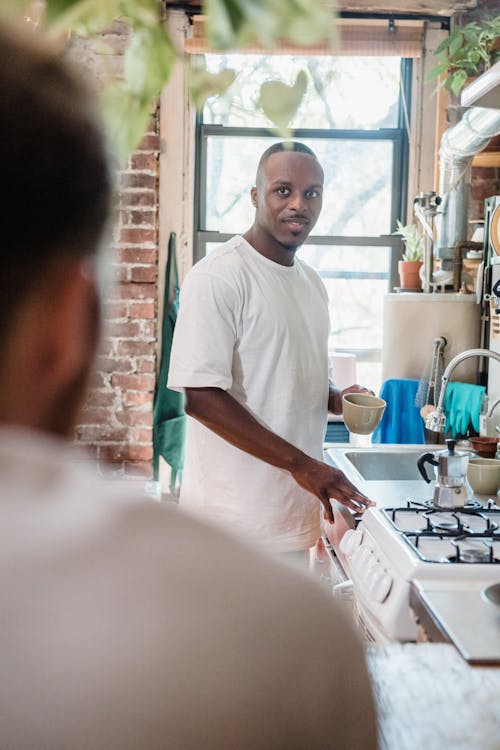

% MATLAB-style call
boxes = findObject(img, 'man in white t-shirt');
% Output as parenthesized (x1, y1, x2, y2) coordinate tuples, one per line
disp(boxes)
(0, 30, 378, 749)
(169, 142, 374, 553)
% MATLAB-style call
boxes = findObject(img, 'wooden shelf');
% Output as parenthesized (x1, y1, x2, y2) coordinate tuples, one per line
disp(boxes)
(472, 151, 500, 168)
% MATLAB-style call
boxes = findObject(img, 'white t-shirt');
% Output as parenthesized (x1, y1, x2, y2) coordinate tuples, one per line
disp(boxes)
(168, 236, 330, 551)
(0, 426, 377, 749)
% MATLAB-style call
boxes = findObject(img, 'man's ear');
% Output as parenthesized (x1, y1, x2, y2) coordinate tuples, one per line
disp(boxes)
(250, 186, 258, 208)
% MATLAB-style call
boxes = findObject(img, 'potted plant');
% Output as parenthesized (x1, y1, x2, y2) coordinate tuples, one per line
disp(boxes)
(428, 15, 500, 97)
(393, 221, 424, 290)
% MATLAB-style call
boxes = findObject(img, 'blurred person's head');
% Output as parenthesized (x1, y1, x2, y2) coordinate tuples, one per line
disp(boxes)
(0, 25, 111, 436)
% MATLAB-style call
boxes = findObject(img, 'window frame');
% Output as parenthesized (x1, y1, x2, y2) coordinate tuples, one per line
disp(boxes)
(193, 57, 412, 364)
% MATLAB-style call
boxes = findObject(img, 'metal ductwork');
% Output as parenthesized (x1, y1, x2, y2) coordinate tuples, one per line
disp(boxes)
(434, 61, 500, 268)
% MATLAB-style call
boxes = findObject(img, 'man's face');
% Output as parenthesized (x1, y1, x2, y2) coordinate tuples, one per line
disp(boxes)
(252, 151, 324, 250)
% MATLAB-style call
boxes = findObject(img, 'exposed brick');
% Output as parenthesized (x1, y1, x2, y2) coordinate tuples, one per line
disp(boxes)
(111, 373, 156, 391)
(74, 76, 160, 477)
(97, 357, 134, 374)
(121, 173, 156, 190)
(137, 358, 156, 374)
(120, 191, 156, 208)
(130, 265, 157, 283)
(137, 133, 160, 151)
(132, 428, 153, 443)
(141, 320, 156, 338)
(99, 444, 153, 462)
(88, 371, 108, 389)
(117, 340, 154, 356)
(118, 283, 155, 300)
(118, 247, 157, 264)
(105, 302, 128, 319)
(129, 302, 155, 319)
(123, 391, 153, 408)
(129, 210, 156, 226)
(76, 424, 129, 442)
(78, 406, 114, 424)
(472, 181, 500, 202)
(84, 390, 116, 407)
(119, 227, 157, 245)
(105, 320, 141, 338)
(113, 265, 129, 283)
(472, 167, 498, 179)
(129, 152, 158, 172)
(115, 409, 153, 427)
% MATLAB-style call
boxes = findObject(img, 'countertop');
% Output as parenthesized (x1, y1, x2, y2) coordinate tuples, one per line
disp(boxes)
(368, 642, 500, 750)
(410, 580, 500, 665)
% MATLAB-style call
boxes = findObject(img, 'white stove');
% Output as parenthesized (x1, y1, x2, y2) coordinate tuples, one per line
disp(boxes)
(325, 500, 500, 643)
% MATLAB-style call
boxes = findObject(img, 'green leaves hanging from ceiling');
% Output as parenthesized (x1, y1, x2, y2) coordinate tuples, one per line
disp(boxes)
(24, 0, 336, 162)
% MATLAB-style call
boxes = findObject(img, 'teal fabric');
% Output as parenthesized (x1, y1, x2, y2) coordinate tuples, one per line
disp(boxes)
(152, 233, 186, 490)
(444, 381, 485, 438)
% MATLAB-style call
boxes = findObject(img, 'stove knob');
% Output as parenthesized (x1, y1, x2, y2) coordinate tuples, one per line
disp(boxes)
(339, 528, 364, 557)
(370, 573, 393, 604)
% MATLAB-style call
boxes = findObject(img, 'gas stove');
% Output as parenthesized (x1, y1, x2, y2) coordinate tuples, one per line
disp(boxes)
(328, 500, 500, 643)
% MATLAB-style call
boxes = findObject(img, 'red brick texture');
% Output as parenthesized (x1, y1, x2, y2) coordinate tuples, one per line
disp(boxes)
(470, 166, 500, 221)
(75, 117, 159, 478)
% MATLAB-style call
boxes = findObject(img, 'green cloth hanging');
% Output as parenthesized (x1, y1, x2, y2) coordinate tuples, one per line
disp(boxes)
(153, 232, 186, 490)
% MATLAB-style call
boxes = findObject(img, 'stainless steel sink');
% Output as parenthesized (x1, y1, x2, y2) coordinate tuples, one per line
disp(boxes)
(341, 449, 425, 481)
(323, 445, 442, 507)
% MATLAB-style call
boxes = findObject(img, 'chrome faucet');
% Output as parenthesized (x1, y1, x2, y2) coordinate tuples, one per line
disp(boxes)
(486, 396, 500, 420)
(425, 348, 500, 433)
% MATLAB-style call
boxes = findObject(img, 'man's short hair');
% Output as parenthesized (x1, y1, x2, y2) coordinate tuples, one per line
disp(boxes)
(0, 26, 111, 337)
(256, 141, 319, 184)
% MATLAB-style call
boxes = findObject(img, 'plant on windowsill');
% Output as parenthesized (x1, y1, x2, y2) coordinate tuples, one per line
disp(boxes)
(393, 220, 424, 291)
(427, 15, 500, 97)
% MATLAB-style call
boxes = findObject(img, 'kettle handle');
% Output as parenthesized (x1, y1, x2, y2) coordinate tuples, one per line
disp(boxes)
(417, 453, 439, 483)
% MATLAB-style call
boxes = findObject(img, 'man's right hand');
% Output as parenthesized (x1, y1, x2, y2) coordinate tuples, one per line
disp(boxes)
(290, 455, 375, 522)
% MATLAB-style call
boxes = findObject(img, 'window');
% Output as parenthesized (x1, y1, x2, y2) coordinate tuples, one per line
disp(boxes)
(194, 53, 410, 391)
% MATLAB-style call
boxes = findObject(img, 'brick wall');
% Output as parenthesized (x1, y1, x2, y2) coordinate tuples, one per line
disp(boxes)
(76, 122, 160, 478)
(471, 166, 500, 221)
(71, 29, 160, 479)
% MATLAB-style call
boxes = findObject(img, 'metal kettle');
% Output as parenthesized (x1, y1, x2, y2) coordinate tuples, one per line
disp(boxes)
(417, 438, 471, 508)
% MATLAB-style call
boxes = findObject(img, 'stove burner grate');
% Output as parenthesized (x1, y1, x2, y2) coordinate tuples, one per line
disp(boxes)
(403, 530, 500, 564)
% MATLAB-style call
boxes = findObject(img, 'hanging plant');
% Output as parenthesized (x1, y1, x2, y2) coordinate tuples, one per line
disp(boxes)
(7, 0, 337, 163)
(428, 15, 500, 97)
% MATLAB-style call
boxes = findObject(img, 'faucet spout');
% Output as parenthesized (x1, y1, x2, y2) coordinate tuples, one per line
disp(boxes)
(425, 348, 500, 433)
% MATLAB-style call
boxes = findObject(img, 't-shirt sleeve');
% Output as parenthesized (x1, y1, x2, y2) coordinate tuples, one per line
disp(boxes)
(168, 269, 238, 391)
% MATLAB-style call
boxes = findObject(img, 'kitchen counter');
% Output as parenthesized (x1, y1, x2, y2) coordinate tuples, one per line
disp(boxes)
(410, 580, 500, 665)
(368, 642, 500, 750)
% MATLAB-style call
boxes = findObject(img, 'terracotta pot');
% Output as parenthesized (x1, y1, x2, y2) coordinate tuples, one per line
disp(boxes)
(398, 260, 423, 290)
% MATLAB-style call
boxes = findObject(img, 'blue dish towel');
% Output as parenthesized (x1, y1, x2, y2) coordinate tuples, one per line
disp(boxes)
(372, 378, 425, 444)
(444, 381, 485, 438)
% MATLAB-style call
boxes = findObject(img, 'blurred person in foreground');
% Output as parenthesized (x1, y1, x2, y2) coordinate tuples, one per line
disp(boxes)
(169, 141, 374, 558)
(0, 26, 377, 750)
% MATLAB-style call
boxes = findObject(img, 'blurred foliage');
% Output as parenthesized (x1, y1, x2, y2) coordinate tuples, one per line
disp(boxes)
(428, 15, 500, 96)
(8, 0, 337, 163)
(258, 70, 308, 136)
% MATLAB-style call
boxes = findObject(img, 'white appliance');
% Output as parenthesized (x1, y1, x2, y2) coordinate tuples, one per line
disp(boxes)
(325, 501, 500, 645)
(382, 293, 481, 384)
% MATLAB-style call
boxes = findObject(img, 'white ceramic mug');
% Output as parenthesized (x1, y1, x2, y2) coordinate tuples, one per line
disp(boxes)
(342, 393, 386, 435)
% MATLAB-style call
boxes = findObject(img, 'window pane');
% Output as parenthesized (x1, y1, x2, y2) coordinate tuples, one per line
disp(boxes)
(202, 54, 401, 130)
(301, 244, 390, 393)
(204, 136, 393, 236)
